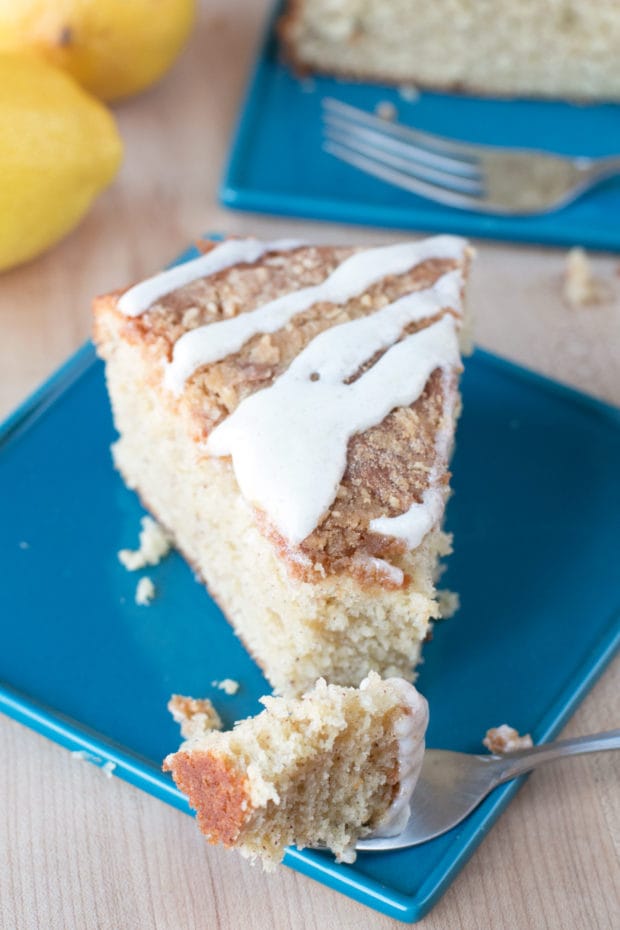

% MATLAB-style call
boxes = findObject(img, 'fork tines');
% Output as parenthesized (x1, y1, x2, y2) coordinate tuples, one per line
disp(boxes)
(321, 97, 486, 209)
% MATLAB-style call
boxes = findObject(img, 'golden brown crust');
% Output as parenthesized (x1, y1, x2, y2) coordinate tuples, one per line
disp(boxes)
(94, 240, 466, 583)
(163, 749, 251, 846)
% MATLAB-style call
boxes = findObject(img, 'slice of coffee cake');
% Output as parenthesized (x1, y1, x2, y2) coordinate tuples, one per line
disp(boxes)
(164, 673, 429, 869)
(94, 235, 471, 695)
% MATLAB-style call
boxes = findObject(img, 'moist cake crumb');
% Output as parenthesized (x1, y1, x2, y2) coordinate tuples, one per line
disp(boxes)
(169, 695, 223, 738)
(118, 515, 172, 571)
(212, 678, 240, 695)
(483, 724, 533, 754)
(135, 576, 155, 605)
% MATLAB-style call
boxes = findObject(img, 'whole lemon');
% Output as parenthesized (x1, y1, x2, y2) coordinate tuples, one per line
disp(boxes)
(0, 0, 195, 102)
(0, 54, 122, 272)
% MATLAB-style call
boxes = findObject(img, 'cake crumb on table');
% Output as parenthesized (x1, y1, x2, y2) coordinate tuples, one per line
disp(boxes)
(164, 673, 428, 869)
(483, 724, 533, 754)
(563, 247, 606, 308)
(135, 576, 155, 606)
(212, 678, 240, 695)
(118, 515, 171, 571)
(168, 695, 223, 738)
(71, 751, 117, 779)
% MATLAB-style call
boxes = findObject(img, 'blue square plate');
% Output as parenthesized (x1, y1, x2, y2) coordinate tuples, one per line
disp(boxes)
(1, 244, 619, 922)
(221, 3, 620, 251)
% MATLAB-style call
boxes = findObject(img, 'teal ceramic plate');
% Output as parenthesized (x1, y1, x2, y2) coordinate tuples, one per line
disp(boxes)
(1, 245, 619, 921)
(221, 3, 620, 251)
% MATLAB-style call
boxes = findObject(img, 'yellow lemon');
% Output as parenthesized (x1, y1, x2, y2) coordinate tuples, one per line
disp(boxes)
(0, 0, 195, 102)
(0, 54, 122, 272)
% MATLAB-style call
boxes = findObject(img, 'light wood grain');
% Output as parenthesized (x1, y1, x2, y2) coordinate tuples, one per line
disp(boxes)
(1, 2, 619, 928)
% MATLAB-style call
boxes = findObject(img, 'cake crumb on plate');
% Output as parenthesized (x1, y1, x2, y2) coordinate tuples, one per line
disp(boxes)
(135, 576, 155, 605)
(72, 751, 117, 778)
(212, 678, 240, 695)
(168, 695, 223, 738)
(483, 724, 533, 754)
(118, 515, 171, 571)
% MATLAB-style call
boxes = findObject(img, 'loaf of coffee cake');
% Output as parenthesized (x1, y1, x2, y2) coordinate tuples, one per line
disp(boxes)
(280, 1, 620, 101)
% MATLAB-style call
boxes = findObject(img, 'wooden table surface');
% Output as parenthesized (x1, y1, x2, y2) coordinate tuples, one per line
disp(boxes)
(1, 2, 619, 928)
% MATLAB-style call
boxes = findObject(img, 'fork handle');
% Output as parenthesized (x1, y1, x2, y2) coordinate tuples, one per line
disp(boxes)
(493, 729, 620, 784)
(579, 156, 620, 185)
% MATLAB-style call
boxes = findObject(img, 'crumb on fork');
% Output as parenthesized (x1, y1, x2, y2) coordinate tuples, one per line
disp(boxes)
(163, 674, 428, 870)
(483, 724, 533, 754)
(375, 100, 397, 121)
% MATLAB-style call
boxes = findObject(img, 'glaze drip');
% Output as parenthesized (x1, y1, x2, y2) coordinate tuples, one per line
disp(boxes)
(118, 238, 304, 317)
(163, 236, 466, 393)
(207, 273, 462, 545)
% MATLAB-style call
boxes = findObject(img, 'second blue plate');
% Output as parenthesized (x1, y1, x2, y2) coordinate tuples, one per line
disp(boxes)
(221, 3, 620, 251)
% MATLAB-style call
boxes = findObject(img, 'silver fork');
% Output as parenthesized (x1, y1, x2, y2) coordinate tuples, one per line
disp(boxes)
(322, 98, 620, 216)
(355, 729, 620, 852)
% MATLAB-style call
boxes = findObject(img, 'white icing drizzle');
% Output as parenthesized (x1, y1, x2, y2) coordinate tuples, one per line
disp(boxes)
(363, 676, 429, 839)
(163, 235, 466, 394)
(117, 238, 304, 317)
(207, 273, 462, 545)
(370, 487, 445, 549)
(352, 554, 405, 587)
